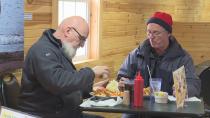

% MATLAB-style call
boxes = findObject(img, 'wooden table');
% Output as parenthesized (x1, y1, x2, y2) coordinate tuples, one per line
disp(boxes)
(80, 97, 205, 118)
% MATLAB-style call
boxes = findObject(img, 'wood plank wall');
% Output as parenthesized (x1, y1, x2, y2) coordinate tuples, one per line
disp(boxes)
(173, 22, 210, 64)
(24, 0, 210, 80)
(24, 0, 52, 54)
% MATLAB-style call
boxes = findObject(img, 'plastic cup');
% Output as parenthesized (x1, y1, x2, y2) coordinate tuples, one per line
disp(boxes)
(150, 78, 162, 94)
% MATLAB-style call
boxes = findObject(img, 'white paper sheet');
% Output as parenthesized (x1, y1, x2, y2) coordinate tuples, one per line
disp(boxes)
(168, 95, 201, 102)
(80, 97, 123, 107)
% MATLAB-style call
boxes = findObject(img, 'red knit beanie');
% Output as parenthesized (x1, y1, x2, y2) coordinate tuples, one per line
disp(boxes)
(147, 11, 173, 33)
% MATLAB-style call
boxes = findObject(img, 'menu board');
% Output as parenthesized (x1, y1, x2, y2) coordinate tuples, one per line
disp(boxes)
(172, 66, 188, 109)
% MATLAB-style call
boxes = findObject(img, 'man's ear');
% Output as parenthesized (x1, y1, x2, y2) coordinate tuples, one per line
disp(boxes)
(63, 27, 70, 37)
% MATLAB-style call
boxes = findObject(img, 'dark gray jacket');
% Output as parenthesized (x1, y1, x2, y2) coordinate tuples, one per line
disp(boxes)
(18, 29, 94, 118)
(118, 36, 200, 97)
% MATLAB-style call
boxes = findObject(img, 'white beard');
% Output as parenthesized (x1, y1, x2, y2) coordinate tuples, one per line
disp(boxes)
(62, 41, 77, 60)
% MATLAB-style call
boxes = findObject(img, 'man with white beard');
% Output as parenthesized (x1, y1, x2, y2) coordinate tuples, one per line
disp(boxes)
(18, 16, 109, 118)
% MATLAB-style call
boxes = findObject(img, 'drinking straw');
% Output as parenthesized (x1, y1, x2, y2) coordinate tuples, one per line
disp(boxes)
(147, 65, 152, 80)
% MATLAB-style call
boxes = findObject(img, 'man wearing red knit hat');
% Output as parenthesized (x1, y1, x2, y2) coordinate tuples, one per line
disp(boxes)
(117, 11, 200, 118)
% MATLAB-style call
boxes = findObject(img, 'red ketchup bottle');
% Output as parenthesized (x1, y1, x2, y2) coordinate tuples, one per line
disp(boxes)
(134, 71, 144, 107)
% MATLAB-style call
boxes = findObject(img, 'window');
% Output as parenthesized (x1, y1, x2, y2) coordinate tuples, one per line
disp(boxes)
(58, 0, 89, 62)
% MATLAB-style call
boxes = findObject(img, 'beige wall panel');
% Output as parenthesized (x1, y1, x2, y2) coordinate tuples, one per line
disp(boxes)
(24, 0, 52, 53)
(103, 25, 139, 33)
(25, 28, 46, 38)
(103, 12, 129, 20)
(25, 5, 51, 13)
(101, 40, 137, 51)
(24, 0, 52, 5)
(25, 22, 51, 30)
(24, 46, 32, 55)
(31, 13, 51, 21)
(24, 37, 40, 46)
(173, 22, 210, 64)
(101, 46, 136, 58)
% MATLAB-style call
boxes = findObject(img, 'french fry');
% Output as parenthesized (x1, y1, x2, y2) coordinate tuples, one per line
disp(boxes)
(143, 87, 151, 96)
(93, 80, 123, 97)
(93, 88, 123, 97)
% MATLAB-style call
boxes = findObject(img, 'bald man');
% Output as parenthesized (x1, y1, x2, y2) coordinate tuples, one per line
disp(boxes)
(18, 16, 108, 118)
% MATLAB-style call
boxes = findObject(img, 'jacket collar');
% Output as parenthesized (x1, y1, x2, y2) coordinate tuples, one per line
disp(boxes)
(42, 29, 75, 66)
(43, 29, 62, 48)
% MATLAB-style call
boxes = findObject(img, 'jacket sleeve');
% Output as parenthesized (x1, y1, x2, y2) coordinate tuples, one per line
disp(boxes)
(181, 53, 201, 97)
(117, 48, 138, 80)
(29, 47, 95, 96)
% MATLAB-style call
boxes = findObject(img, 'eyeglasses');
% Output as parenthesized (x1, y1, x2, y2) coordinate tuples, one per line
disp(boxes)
(146, 30, 166, 37)
(69, 27, 86, 42)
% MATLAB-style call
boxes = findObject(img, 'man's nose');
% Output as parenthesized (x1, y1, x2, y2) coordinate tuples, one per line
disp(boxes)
(148, 33, 155, 39)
